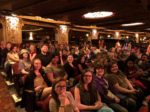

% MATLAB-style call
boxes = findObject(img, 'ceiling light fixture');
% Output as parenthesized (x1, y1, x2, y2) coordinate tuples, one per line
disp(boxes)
(121, 22, 144, 27)
(29, 32, 33, 40)
(145, 28, 150, 30)
(83, 11, 113, 19)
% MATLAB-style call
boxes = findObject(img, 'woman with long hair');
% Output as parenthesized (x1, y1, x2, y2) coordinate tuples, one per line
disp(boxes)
(106, 61, 137, 111)
(74, 69, 114, 112)
(22, 58, 52, 111)
(49, 78, 79, 112)
(5, 44, 19, 81)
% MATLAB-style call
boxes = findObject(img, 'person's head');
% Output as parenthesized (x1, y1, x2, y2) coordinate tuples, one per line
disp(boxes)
(107, 61, 119, 74)
(78, 54, 86, 64)
(20, 49, 29, 60)
(85, 49, 91, 55)
(59, 44, 64, 50)
(11, 45, 18, 53)
(141, 54, 148, 62)
(31, 58, 42, 71)
(0, 41, 5, 48)
(126, 59, 134, 68)
(67, 54, 74, 63)
(62, 49, 68, 55)
(51, 78, 67, 105)
(95, 64, 105, 77)
(95, 53, 102, 60)
(51, 53, 60, 65)
(81, 69, 93, 85)
(41, 44, 49, 54)
(52, 78, 67, 95)
(29, 44, 36, 52)
(6, 42, 11, 49)
(111, 47, 116, 52)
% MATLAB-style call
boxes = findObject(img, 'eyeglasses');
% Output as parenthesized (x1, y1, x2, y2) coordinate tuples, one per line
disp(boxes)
(84, 75, 92, 77)
(56, 85, 66, 89)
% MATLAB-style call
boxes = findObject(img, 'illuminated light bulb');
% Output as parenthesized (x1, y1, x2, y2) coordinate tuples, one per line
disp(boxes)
(60, 25, 67, 33)
(29, 32, 33, 40)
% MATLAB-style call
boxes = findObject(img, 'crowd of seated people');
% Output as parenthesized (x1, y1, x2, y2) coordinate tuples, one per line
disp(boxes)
(0, 40, 150, 112)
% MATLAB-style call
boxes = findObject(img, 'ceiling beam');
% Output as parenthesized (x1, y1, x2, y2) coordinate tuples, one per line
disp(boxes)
(12, 0, 48, 11)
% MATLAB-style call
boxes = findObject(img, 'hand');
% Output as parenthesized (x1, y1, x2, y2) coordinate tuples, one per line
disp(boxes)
(35, 86, 42, 92)
(94, 102, 102, 109)
(58, 92, 66, 106)
(114, 97, 120, 103)
(129, 89, 137, 94)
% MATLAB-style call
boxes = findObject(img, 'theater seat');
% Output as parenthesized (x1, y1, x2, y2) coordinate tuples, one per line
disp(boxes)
(12, 62, 22, 97)
(138, 106, 149, 112)
(36, 95, 51, 112)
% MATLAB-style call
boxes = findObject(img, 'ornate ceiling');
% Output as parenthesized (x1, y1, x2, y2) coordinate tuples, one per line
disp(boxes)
(0, 0, 150, 32)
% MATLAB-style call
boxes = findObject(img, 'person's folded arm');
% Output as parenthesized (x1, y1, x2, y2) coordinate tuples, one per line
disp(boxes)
(114, 83, 136, 94)
(74, 87, 95, 110)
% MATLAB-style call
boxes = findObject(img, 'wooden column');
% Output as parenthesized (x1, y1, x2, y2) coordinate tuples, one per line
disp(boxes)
(0, 16, 23, 44)
(55, 25, 69, 44)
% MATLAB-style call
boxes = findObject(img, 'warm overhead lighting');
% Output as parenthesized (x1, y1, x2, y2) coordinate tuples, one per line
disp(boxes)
(92, 29, 97, 36)
(145, 28, 150, 30)
(47, 18, 54, 20)
(60, 25, 67, 33)
(11, 13, 17, 17)
(135, 33, 139, 38)
(121, 22, 144, 27)
(22, 28, 43, 32)
(29, 32, 33, 40)
(107, 35, 111, 38)
(6, 16, 19, 30)
(143, 36, 147, 40)
(83, 11, 113, 19)
(126, 36, 129, 39)
(115, 31, 120, 38)
(86, 33, 89, 37)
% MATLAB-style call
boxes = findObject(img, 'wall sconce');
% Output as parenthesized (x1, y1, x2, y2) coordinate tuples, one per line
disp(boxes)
(92, 29, 97, 36)
(126, 36, 129, 39)
(29, 32, 33, 40)
(107, 35, 111, 38)
(115, 31, 120, 38)
(86, 33, 89, 37)
(143, 36, 146, 41)
(6, 16, 19, 30)
(60, 25, 67, 33)
(135, 33, 139, 38)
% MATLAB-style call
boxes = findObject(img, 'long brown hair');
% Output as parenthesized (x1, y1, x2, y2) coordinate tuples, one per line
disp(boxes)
(51, 78, 67, 108)
(79, 69, 98, 104)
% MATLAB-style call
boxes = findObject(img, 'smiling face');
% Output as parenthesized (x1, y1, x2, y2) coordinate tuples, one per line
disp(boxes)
(83, 71, 93, 84)
(127, 60, 134, 68)
(30, 45, 36, 52)
(96, 67, 104, 77)
(110, 63, 119, 74)
(12, 46, 18, 53)
(55, 80, 66, 95)
(67, 55, 74, 63)
(33, 59, 42, 70)
(51, 56, 59, 64)
(41, 45, 48, 54)
(23, 52, 29, 59)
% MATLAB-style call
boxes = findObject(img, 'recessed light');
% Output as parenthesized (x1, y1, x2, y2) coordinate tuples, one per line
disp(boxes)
(11, 13, 17, 17)
(121, 22, 144, 27)
(83, 11, 113, 19)
(145, 28, 150, 30)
